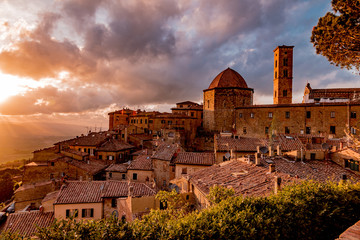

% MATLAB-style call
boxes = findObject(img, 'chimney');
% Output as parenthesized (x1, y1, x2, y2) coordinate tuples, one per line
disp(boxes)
(255, 153, 261, 166)
(256, 146, 260, 153)
(128, 184, 134, 197)
(340, 174, 347, 184)
(269, 146, 274, 157)
(274, 176, 282, 194)
(269, 164, 275, 173)
(277, 145, 282, 156)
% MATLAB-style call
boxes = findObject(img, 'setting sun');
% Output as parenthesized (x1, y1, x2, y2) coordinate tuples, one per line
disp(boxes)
(0, 72, 36, 103)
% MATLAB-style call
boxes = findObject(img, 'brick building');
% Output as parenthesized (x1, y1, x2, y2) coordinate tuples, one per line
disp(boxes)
(203, 45, 360, 138)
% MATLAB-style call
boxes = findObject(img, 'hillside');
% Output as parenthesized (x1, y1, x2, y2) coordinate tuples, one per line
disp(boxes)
(0, 122, 89, 164)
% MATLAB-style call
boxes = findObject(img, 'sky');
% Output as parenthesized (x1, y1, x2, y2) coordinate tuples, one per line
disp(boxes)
(0, 0, 358, 128)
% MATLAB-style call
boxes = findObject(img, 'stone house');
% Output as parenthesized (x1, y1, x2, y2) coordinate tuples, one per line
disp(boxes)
(105, 163, 129, 181)
(53, 181, 158, 221)
(171, 101, 203, 129)
(151, 143, 183, 189)
(96, 138, 135, 164)
(108, 108, 136, 131)
(177, 154, 360, 210)
(331, 148, 360, 174)
(127, 155, 154, 184)
(173, 152, 215, 179)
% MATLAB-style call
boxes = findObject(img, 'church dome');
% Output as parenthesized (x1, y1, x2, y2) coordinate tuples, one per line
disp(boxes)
(208, 67, 248, 90)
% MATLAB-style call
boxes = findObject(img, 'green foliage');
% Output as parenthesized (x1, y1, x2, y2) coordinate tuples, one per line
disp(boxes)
(1, 181, 360, 239)
(36, 216, 132, 240)
(311, 0, 360, 72)
(207, 185, 235, 204)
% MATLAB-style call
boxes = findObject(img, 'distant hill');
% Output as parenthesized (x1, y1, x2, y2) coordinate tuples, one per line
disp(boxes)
(0, 122, 92, 163)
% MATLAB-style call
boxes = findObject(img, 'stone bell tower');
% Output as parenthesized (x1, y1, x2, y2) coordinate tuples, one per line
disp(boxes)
(273, 45, 294, 104)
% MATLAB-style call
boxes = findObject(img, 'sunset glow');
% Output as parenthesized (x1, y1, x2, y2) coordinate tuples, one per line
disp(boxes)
(0, 72, 26, 103)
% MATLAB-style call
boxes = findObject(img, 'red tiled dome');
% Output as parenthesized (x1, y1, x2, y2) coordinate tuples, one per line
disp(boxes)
(208, 67, 248, 89)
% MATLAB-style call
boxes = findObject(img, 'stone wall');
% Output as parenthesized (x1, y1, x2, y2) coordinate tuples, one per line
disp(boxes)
(236, 104, 360, 138)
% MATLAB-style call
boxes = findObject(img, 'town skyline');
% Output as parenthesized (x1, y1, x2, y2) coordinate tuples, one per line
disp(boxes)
(0, 0, 358, 128)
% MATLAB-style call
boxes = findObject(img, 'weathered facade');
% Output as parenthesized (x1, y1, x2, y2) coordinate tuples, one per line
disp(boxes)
(203, 68, 254, 132)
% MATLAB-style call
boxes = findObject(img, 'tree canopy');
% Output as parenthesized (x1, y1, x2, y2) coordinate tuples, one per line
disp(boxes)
(311, 0, 360, 72)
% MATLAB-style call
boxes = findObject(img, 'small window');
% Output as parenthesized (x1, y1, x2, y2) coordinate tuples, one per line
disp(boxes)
(306, 127, 311, 134)
(149, 120, 153, 124)
(330, 111, 335, 118)
(66, 209, 78, 218)
(351, 127, 357, 134)
(285, 111, 290, 118)
(145, 119, 147, 124)
(133, 173, 138, 180)
(182, 168, 187, 174)
(275, 60, 277, 68)
(122, 174, 126, 180)
(163, 180, 167, 187)
(306, 111, 311, 118)
(351, 112, 357, 118)
(81, 208, 94, 218)
(283, 69, 288, 77)
(239, 113, 243, 118)
(161, 120, 165, 124)
(283, 58, 288, 66)
(283, 90, 287, 97)
(168, 121, 172, 125)
(111, 199, 117, 208)
(310, 153, 316, 160)
(109, 172, 112, 178)
(345, 159, 359, 172)
(268, 112, 273, 118)
(140, 119, 143, 124)
(330, 126, 336, 134)
(265, 127, 269, 134)
(186, 195, 189, 200)
(250, 113, 254, 118)
(207, 100, 210, 108)
(51, 162, 55, 166)
(122, 134, 124, 138)
(274, 91, 277, 97)
(285, 127, 290, 134)
(243, 127, 247, 134)
(191, 112, 194, 117)
(99, 155, 102, 160)
(275, 71, 277, 79)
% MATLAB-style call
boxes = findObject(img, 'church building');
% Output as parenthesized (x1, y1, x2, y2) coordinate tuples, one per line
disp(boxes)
(203, 45, 360, 138)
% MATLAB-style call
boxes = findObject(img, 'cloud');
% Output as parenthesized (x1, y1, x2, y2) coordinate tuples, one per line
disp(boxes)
(0, 0, 356, 116)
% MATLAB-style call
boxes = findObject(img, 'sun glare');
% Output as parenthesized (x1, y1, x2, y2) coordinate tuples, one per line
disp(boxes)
(0, 72, 31, 103)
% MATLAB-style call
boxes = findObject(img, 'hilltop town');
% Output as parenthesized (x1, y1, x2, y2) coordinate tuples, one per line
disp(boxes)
(1, 45, 360, 238)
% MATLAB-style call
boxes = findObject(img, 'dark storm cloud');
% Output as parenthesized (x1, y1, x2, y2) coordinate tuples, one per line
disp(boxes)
(0, 0, 356, 115)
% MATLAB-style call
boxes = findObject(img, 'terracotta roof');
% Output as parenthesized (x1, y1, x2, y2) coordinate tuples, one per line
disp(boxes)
(97, 139, 134, 152)
(186, 156, 360, 197)
(67, 132, 110, 147)
(260, 157, 360, 182)
(207, 68, 250, 90)
(105, 163, 129, 172)
(128, 134, 153, 141)
(176, 101, 199, 105)
(54, 181, 157, 204)
(171, 105, 203, 111)
(62, 157, 107, 175)
(215, 136, 268, 152)
(273, 134, 304, 151)
(102, 181, 157, 198)
(175, 152, 215, 166)
(55, 181, 105, 204)
(131, 149, 152, 156)
(332, 148, 360, 161)
(42, 191, 60, 203)
(128, 155, 153, 171)
(187, 160, 296, 197)
(152, 143, 183, 161)
(309, 88, 360, 100)
(152, 113, 194, 119)
(338, 219, 360, 239)
(3, 211, 54, 237)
